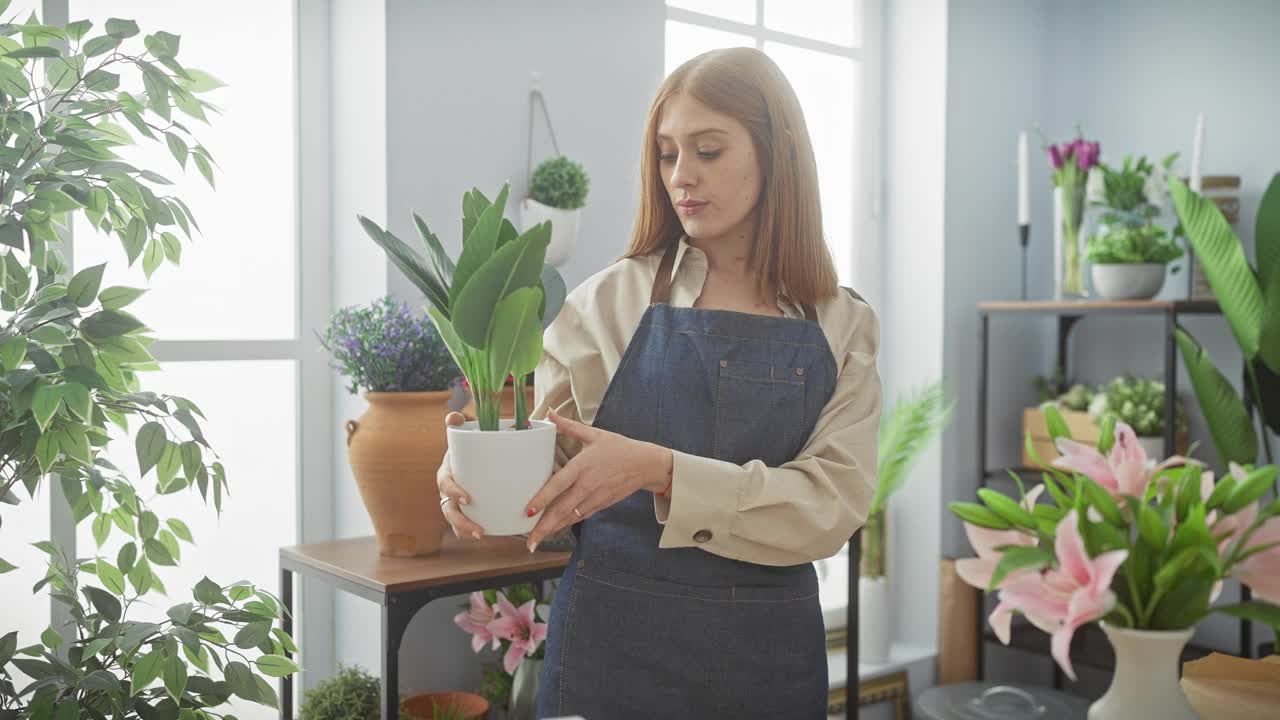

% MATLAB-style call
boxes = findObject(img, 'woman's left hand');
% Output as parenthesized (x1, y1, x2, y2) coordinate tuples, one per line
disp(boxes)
(524, 410, 672, 552)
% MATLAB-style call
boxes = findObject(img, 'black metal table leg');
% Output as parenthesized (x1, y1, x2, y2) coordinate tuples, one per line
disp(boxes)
(1164, 309, 1177, 457)
(847, 530, 861, 720)
(976, 312, 989, 682)
(381, 593, 420, 720)
(281, 566, 294, 720)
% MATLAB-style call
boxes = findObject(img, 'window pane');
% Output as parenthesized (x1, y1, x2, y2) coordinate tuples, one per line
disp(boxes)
(75, 360, 297, 720)
(70, 0, 296, 341)
(665, 19, 755, 76)
(0, 480, 50, 689)
(764, 0, 861, 48)
(764, 42, 859, 286)
(667, 0, 756, 25)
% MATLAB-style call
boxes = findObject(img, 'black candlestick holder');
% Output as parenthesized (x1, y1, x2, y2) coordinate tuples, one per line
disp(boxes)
(1019, 223, 1030, 300)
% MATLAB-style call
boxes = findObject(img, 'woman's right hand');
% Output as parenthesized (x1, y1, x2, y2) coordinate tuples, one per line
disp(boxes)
(438, 411, 486, 540)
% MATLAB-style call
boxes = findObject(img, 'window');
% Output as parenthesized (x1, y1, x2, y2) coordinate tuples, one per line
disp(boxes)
(664, 0, 881, 632)
(664, 0, 879, 290)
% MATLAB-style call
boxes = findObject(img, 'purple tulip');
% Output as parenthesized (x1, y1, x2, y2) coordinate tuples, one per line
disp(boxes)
(1048, 144, 1063, 170)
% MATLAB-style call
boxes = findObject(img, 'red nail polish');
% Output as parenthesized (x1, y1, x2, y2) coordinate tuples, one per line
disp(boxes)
(526, 507, 537, 517)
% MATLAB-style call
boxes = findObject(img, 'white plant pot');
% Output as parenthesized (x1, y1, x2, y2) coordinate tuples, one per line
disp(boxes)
(1089, 622, 1198, 720)
(857, 576, 892, 665)
(522, 197, 581, 267)
(1091, 263, 1167, 300)
(446, 419, 556, 536)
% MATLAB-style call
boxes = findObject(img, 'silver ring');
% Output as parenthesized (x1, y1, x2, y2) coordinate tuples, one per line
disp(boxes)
(439, 496, 454, 508)
(573, 507, 583, 519)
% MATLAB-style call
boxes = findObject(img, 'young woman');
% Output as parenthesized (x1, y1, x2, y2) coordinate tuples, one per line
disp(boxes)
(437, 47, 881, 719)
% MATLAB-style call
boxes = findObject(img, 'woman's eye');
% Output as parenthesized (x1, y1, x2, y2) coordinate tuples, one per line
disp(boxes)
(698, 151, 721, 160)
(659, 154, 676, 162)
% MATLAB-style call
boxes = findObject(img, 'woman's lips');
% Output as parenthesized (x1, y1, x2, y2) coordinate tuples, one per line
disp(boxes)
(677, 200, 708, 216)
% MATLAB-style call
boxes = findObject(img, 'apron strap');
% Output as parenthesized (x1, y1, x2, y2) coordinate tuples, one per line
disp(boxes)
(648, 240, 819, 323)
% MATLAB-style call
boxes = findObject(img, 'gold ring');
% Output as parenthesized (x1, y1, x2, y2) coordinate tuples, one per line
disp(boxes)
(439, 496, 454, 508)
(573, 507, 583, 519)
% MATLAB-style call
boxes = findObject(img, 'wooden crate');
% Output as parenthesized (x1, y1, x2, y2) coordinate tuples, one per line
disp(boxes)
(1021, 407, 1099, 469)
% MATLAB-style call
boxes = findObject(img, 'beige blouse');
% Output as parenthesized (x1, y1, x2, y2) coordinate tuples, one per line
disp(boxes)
(530, 236, 882, 567)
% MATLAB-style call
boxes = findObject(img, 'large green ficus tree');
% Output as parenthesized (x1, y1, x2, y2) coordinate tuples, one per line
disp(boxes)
(1169, 174, 1280, 472)
(0, 6, 297, 718)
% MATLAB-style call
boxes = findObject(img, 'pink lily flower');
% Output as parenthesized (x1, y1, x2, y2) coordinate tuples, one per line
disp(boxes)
(1213, 464, 1280, 604)
(997, 510, 1127, 681)
(957, 485, 1044, 643)
(486, 592, 549, 674)
(1052, 421, 1186, 498)
(454, 591, 500, 653)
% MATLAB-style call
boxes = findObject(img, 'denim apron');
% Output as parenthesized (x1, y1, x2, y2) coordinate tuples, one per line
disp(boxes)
(536, 242, 839, 719)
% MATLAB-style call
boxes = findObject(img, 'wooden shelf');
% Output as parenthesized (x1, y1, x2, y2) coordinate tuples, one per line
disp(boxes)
(978, 298, 1221, 315)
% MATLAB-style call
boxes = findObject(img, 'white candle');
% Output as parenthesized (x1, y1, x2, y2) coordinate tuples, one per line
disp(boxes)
(1017, 131, 1029, 225)
(1189, 112, 1205, 193)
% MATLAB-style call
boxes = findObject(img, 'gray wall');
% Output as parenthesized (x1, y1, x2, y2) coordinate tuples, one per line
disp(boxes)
(942, 0, 1280, 692)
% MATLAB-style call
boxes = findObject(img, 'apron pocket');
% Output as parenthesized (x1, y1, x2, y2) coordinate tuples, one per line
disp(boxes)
(714, 359, 806, 466)
(723, 588, 829, 718)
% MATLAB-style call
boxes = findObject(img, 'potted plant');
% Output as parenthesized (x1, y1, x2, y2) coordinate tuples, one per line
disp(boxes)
(299, 664, 381, 720)
(859, 380, 952, 664)
(1023, 374, 1098, 469)
(0, 10, 299, 718)
(453, 584, 550, 719)
(318, 295, 464, 556)
(401, 692, 489, 720)
(358, 183, 565, 535)
(951, 406, 1280, 719)
(1088, 375, 1189, 459)
(1168, 173, 1280, 471)
(1084, 154, 1185, 300)
(521, 156, 589, 267)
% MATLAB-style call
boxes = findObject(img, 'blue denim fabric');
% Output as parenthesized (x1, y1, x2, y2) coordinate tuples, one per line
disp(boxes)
(536, 302, 838, 719)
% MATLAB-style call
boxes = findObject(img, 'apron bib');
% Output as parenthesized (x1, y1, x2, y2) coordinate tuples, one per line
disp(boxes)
(536, 243, 839, 719)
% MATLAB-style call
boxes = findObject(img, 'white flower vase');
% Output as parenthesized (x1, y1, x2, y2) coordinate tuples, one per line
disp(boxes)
(521, 197, 581, 267)
(446, 419, 556, 536)
(507, 657, 543, 720)
(857, 576, 892, 665)
(1088, 622, 1199, 720)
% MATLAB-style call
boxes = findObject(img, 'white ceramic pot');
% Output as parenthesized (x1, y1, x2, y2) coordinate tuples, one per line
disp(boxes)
(522, 197, 581, 267)
(1091, 263, 1167, 300)
(1135, 435, 1165, 460)
(1088, 622, 1198, 720)
(446, 419, 556, 536)
(857, 575, 892, 665)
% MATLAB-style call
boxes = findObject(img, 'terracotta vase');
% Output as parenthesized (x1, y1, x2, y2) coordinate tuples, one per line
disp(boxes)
(346, 391, 452, 557)
(401, 691, 489, 720)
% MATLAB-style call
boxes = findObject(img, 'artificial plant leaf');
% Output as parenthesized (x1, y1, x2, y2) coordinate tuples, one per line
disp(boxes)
(1170, 176, 1264, 360)
(357, 215, 449, 315)
(1257, 173, 1280, 298)
(412, 212, 455, 294)
(425, 305, 470, 385)
(539, 262, 567, 330)
(1259, 262, 1280, 375)
(872, 380, 951, 515)
(486, 286, 543, 388)
(452, 221, 550, 350)
(1174, 325, 1257, 465)
(1245, 355, 1280, 437)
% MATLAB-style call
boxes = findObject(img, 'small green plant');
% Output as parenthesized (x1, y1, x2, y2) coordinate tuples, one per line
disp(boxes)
(299, 664, 380, 720)
(358, 184, 566, 431)
(1093, 153, 1178, 217)
(529, 156, 589, 210)
(1085, 222, 1184, 266)
(1088, 375, 1188, 438)
(316, 295, 460, 394)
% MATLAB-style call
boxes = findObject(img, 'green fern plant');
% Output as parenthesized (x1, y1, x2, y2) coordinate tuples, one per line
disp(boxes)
(298, 665, 380, 720)
(861, 380, 954, 577)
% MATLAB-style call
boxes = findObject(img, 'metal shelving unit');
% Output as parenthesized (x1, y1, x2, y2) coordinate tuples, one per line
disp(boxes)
(973, 298, 1262, 690)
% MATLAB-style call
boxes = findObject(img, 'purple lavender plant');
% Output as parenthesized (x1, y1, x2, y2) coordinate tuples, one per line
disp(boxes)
(317, 296, 460, 394)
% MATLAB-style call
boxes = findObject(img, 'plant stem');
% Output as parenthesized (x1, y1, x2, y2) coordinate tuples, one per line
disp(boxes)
(1124, 563, 1146, 627)
(514, 374, 528, 430)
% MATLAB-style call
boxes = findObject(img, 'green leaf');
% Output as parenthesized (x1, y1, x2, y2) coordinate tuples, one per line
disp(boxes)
(425, 306, 471, 387)
(357, 216, 449, 314)
(451, 185, 510, 308)
(223, 661, 259, 702)
(1257, 173, 1280, 299)
(40, 625, 63, 650)
(452, 223, 551, 349)
(65, 19, 92, 42)
(82, 309, 146, 340)
(0, 334, 27, 371)
(83, 34, 120, 57)
(105, 18, 139, 38)
(0, 557, 16, 574)
(192, 151, 214, 188)
(540, 263, 567, 329)
(53, 699, 78, 720)
(30, 384, 63, 432)
(1041, 403, 1073, 443)
(131, 650, 164, 696)
(1224, 465, 1278, 513)
(80, 669, 119, 694)
(978, 488, 1036, 528)
(234, 621, 270, 649)
(1260, 264, 1280, 375)
(92, 513, 111, 547)
(156, 441, 181, 489)
(1170, 176, 1265, 359)
(1218, 601, 1280, 633)
(136, 422, 166, 477)
(255, 654, 299, 677)
(194, 576, 228, 606)
(1096, 413, 1117, 456)
(97, 559, 125, 595)
(167, 518, 193, 543)
(487, 286, 544, 387)
(1174, 326, 1257, 464)
(988, 545, 1054, 590)
(872, 381, 953, 515)
(1138, 505, 1168, 551)
(163, 653, 187, 701)
(179, 441, 201, 482)
(84, 586, 121, 623)
(98, 285, 146, 310)
(139, 510, 159, 540)
(6, 46, 60, 58)
(948, 501, 1011, 529)
(144, 538, 176, 566)
(160, 231, 181, 264)
(82, 637, 113, 660)
(143, 235, 164, 278)
(1082, 477, 1125, 526)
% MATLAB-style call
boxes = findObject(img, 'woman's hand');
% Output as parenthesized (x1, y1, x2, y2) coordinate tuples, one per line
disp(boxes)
(437, 412, 486, 540)
(524, 411, 673, 552)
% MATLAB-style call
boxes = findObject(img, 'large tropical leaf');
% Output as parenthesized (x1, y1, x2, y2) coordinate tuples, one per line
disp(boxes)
(1260, 262, 1280, 374)
(462, 187, 492, 243)
(357, 215, 449, 315)
(451, 184, 509, 308)
(412, 212, 455, 294)
(486, 286, 543, 388)
(540, 263, 567, 330)
(425, 305, 473, 386)
(1245, 355, 1280, 437)
(1175, 325, 1257, 465)
(1171, 177, 1265, 360)
(1257, 173, 1280, 297)
(452, 222, 550, 349)
(871, 380, 953, 515)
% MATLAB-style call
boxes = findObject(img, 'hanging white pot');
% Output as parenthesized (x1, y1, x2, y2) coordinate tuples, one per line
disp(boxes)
(1089, 622, 1198, 720)
(446, 419, 556, 536)
(857, 575, 892, 665)
(522, 197, 581, 267)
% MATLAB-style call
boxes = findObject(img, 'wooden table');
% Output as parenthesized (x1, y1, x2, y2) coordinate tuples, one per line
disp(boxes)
(278, 535, 571, 719)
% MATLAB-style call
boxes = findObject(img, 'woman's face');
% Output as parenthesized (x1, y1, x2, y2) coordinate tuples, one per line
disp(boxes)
(656, 92, 763, 243)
